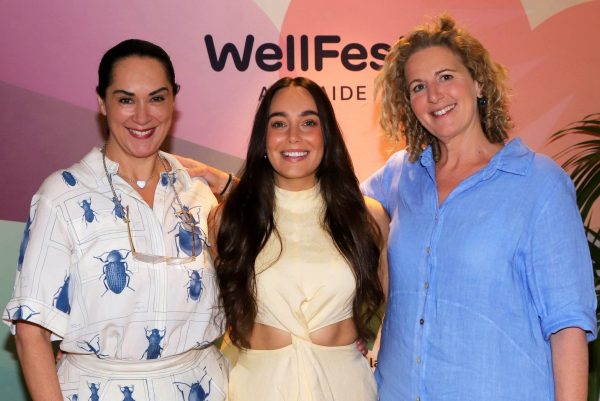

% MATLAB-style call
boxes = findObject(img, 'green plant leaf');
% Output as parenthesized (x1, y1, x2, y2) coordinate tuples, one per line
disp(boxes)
(550, 114, 600, 225)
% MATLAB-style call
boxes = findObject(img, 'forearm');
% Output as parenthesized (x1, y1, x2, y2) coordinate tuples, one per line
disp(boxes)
(15, 322, 63, 401)
(365, 196, 390, 301)
(550, 327, 588, 401)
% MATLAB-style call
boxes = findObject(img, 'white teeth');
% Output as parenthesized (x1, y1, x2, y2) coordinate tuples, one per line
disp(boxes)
(282, 151, 308, 157)
(433, 104, 455, 116)
(128, 128, 153, 137)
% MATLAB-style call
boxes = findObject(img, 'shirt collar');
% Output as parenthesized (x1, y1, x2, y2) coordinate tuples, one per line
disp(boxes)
(85, 147, 193, 190)
(419, 146, 435, 168)
(485, 138, 533, 176)
(158, 151, 193, 190)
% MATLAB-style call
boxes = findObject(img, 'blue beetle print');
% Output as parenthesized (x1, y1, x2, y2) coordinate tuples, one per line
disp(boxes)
(186, 270, 204, 302)
(88, 382, 100, 401)
(160, 172, 176, 187)
(169, 206, 207, 257)
(119, 385, 136, 401)
(6, 305, 39, 321)
(67, 394, 79, 401)
(62, 170, 77, 187)
(94, 250, 134, 295)
(80, 198, 99, 225)
(77, 334, 108, 359)
(175, 371, 212, 401)
(142, 327, 166, 360)
(111, 194, 126, 220)
(17, 208, 36, 272)
(52, 273, 71, 314)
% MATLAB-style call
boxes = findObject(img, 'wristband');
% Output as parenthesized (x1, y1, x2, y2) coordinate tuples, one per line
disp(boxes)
(219, 173, 233, 196)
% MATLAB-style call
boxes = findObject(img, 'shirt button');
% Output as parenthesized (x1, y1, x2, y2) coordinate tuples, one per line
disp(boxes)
(426, 246, 431, 254)
(424, 282, 429, 289)
(419, 318, 424, 325)
(416, 356, 422, 364)
(416, 397, 421, 401)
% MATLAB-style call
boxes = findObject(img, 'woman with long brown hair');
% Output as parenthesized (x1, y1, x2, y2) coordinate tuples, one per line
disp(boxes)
(212, 76, 387, 401)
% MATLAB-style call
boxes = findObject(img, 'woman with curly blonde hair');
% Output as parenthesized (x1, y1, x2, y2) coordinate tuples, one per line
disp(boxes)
(362, 14, 596, 401)
(377, 14, 512, 162)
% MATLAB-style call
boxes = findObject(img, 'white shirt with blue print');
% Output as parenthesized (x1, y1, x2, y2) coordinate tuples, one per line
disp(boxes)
(3, 147, 222, 360)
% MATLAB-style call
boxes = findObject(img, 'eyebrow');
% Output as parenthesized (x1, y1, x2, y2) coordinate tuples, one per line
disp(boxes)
(408, 68, 458, 87)
(111, 87, 169, 96)
(434, 68, 456, 76)
(149, 87, 169, 96)
(268, 110, 319, 119)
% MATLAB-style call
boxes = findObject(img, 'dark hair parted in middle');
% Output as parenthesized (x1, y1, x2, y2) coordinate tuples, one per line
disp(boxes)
(216, 76, 384, 348)
(376, 14, 513, 162)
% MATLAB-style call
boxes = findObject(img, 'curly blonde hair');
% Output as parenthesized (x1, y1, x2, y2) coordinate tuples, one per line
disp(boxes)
(376, 14, 513, 162)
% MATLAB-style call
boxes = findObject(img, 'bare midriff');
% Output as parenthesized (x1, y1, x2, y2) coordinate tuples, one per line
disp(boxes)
(248, 317, 357, 350)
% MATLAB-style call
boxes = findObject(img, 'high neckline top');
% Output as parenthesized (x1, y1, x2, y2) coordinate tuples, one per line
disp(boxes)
(254, 183, 355, 338)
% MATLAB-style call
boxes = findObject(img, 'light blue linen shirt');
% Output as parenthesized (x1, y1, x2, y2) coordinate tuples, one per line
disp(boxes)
(362, 138, 597, 401)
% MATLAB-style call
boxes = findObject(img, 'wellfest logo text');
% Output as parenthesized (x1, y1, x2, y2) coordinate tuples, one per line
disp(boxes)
(204, 35, 392, 101)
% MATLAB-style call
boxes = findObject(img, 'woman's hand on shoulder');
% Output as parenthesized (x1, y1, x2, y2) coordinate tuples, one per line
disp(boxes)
(174, 155, 232, 197)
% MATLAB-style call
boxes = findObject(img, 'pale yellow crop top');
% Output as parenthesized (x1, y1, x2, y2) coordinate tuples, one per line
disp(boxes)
(254, 185, 356, 340)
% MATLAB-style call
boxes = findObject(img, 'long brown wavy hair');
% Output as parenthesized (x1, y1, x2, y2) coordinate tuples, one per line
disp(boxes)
(376, 14, 513, 162)
(216, 77, 384, 348)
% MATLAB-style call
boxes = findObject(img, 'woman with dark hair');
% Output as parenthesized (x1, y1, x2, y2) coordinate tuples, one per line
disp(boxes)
(210, 76, 387, 401)
(362, 14, 597, 401)
(3, 39, 227, 401)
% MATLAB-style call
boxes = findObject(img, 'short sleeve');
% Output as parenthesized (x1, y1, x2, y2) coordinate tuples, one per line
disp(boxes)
(361, 150, 409, 216)
(526, 171, 597, 341)
(361, 165, 388, 210)
(3, 191, 72, 339)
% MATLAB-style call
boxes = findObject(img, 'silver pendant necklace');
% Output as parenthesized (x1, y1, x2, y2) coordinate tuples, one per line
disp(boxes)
(117, 169, 157, 189)
(101, 147, 204, 262)
(121, 175, 154, 189)
(101, 147, 187, 212)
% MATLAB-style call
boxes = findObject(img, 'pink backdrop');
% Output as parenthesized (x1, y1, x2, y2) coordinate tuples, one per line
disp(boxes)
(1, 1, 599, 398)
(1, 0, 599, 221)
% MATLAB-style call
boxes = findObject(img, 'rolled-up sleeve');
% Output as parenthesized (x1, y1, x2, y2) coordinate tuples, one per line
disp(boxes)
(3, 189, 72, 339)
(526, 171, 597, 341)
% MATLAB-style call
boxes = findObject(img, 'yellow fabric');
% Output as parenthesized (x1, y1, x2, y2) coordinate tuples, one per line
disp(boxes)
(227, 185, 377, 401)
(254, 185, 355, 333)
(229, 342, 376, 401)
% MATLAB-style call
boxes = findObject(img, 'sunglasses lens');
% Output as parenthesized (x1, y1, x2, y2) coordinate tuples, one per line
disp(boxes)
(132, 252, 196, 265)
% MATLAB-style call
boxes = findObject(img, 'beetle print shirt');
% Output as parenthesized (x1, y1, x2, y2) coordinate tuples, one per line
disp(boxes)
(361, 138, 597, 401)
(3, 148, 222, 360)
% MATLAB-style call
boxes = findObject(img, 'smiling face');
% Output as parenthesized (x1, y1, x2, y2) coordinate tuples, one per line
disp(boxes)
(98, 56, 174, 163)
(265, 86, 324, 191)
(405, 45, 483, 146)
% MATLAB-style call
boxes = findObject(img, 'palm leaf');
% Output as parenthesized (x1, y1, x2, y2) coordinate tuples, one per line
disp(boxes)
(549, 113, 600, 224)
